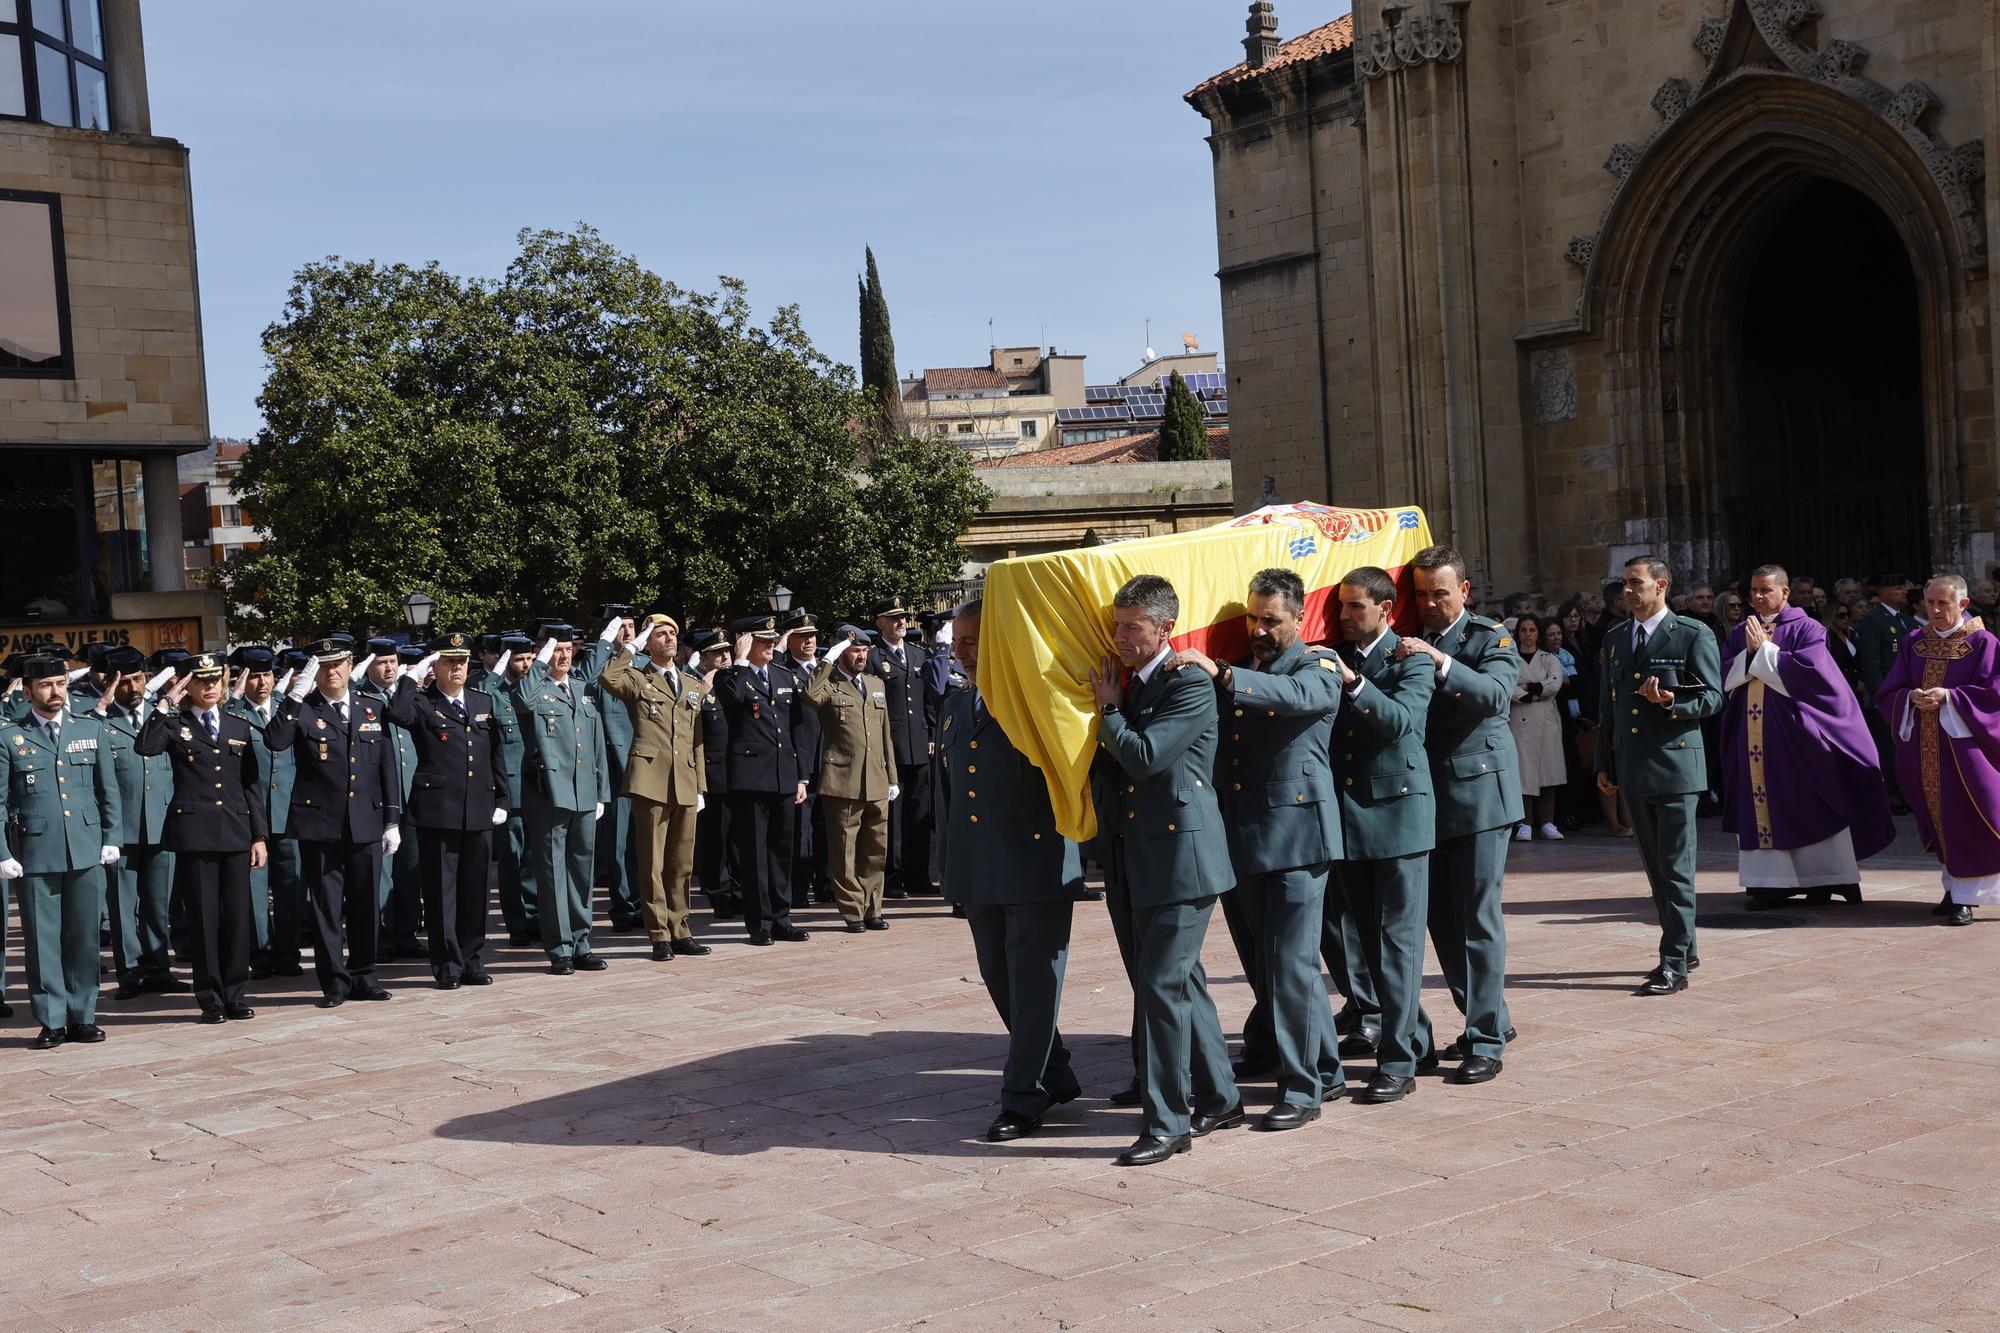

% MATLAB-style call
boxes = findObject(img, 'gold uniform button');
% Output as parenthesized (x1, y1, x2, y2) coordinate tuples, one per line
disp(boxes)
(1032, 833, 1042, 840)
(965, 765, 976, 774)
(1232, 783, 1242, 791)
(1630, 727, 1640, 734)
(1267, 710, 1276, 718)
(968, 814, 978, 824)
(1296, 794, 1305, 802)
(1233, 709, 1243, 717)
(1166, 822, 1177, 831)
(969, 741, 978, 750)
(1344, 778, 1354, 786)
(967, 791, 976, 798)
(1127, 785, 1135, 794)
(1127, 811, 1136, 820)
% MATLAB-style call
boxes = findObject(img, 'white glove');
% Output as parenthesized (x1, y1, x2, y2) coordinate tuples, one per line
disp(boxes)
(535, 637, 556, 665)
(382, 825, 402, 856)
(696, 794, 706, 813)
(67, 665, 89, 683)
(99, 845, 121, 866)
(625, 622, 655, 657)
(824, 636, 858, 664)
(598, 615, 624, 645)
(493, 651, 513, 679)
(275, 669, 294, 697)
(594, 802, 605, 820)
(490, 807, 508, 827)
(0, 858, 21, 880)
(405, 653, 439, 682)
(287, 665, 314, 702)
(888, 784, 901, 802)
(354, 653, 376, 680)
(144, 666, 175, 697)
(934, 625, 951, 646)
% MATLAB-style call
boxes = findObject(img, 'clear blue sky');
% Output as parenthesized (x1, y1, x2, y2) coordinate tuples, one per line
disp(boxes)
(143, 1, 1347, 440)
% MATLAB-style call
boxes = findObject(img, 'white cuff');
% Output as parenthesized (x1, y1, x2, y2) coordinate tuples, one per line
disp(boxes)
(1434, 655, 1452, 682)
(1941, 696, 1973, 740)
(1898, 696, 1914, 743)
(1746, 641, 1789, 697)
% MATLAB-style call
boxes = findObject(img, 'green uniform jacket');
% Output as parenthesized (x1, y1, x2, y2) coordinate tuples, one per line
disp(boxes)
(98, 703, 172, 846)
(1336, 632, 1437, 861)
(1423, 614, 1523, 840)
(1088, 662, 1234, 906)
(0, 714, 121, 872)
(936, 689, 1069, 905)
(513, 661, 611, 814)
(487, 674, 529, 808)
(1592, 612, 1724, 798)
(1213, 638, 1345, 874)
(1856, 602, 1919, 703)
(230, 698, 296, 838)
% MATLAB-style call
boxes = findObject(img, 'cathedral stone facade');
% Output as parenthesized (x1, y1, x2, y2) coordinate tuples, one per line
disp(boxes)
(1188, 1, 1997, 597)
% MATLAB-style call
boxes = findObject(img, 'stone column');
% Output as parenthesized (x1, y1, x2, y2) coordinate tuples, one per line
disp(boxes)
(103, 0, 151, 136)
(142, 452, 184, 591)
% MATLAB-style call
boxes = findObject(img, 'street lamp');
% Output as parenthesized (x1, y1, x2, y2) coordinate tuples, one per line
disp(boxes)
(766, 584, 793, 614)
(402, 589, 435, 632)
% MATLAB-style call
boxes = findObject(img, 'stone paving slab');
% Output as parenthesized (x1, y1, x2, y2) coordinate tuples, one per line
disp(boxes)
(1, 833, 1997, 1330)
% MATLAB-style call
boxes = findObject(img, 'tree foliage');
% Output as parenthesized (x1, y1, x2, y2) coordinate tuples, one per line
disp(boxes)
(223, 226, 987, 637)
(1157, 369, 1212, 462)
(858, 245, 904, 438)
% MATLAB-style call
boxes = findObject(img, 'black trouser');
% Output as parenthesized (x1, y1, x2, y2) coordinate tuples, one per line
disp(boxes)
(885, 759, 933, 893)
(417, 827, 491, 982)
(792, 790, 824, 899)
(728, 791, 795, 933)
(176, 850, 252, 1014)
(301, 837, 381, 999)
(695, 794, 737, 906)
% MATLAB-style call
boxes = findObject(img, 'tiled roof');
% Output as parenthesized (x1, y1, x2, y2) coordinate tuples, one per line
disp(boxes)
(1184, 16, 1355, 100)
(920, 366, 1009, 392)
(975, 426, 1231, 469)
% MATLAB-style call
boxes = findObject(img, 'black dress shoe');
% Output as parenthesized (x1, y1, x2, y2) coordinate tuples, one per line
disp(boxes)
(65, 1023, 106, 1043)
(1637, 966, 1688, 995)
(574, 954, 608, 971)
(351, 983, 391, 1001)
(1337, 1026, 1380, 1058)
(315, 994, 346, 1009)
(461, 971, 493, 986)
(1947, 904, 1975, 926)
(1190, 1103, 1245, 1137)
(670, 938, 712, 956)
(884, 886, 910, 900)
(195, 1010, 227, 1025)
(1932, 891, 1955, 917)
(863, 916, 889, 931)
(1108, 1082, 1142, 1107)
(143, 975, 192, 994)
(1442, 1027, 1517, 1060)
(435, 978, 461, 991)
(1259, 1102, 1321, 1132)
(1416, 1052, 1441, 1076)
(1321, 1077, 1347, 1102)
(950, 904, 967, 918)
(843, 920, 866, 934)
(1116, 1134, 1191, 1167)
(746, 931, 774, 946)
(249, 962, 273, 981)
(29, 1026, 66, 1049)
(609, 918, 642, 934)
(1356, 1073, 1415, 1104)
(1453, 1055, 1502, 1084)
(1687, 957, 1701, 971)
(710, 900, 741, 922)
(652, 941, 676, 960)
(1333, 1003, 1362, 1037)
(508, 930, 537, 946)
(112, 978, 147, 1001)
(224, 1003, 255, 1020)
(1231, 1052, 1279, 1081)
(270, 959, 305, 978)
(770, 924, 810, 942)
(985, 1111, 1041, 1142)
(549, 959, 576, 975)
(0, 1001, 12, 1018)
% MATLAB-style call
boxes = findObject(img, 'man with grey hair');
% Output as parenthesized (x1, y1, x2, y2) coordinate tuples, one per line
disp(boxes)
(1088, 574, 1240, 1165)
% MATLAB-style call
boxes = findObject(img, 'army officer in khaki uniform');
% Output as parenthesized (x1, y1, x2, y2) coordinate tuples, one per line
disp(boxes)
(800, 624, 899, 931)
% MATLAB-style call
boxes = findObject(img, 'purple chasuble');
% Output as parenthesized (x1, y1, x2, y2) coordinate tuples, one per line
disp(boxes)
(1721, 605, 1895, 859)
(1877, 626, 2000, 879)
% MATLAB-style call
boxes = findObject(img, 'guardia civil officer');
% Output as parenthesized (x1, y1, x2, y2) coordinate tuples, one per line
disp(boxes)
(383, 632, 511, 988)
(576, 605, 642, 932)
(868, 598, 942, 898)
(1401, 546, 1520, 1082)
(94, 648, 185, 999)
(227, 646, 303, 980)
(0, 654, 122, 1046)
(137, 653, 267, 1023)
(937, 602, 1082, 1141)
(486, 632, 540, 945)
(713, 615, 810, 944)
(515, 624, 611, 973)
(265, 638, 399, 1006)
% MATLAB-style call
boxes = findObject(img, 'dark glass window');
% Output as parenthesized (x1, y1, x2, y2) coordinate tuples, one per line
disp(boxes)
(0, 0, 107, 128)
(0, 189, 73, 376)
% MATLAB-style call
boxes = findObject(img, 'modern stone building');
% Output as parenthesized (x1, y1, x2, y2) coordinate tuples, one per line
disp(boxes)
(0, 0, 219, 657)
(1188, 1, 1997, 597)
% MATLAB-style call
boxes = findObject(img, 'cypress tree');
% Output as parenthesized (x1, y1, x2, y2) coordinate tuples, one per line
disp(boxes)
(1157, 369, 1211, 461)
(860, 247, 903, 436)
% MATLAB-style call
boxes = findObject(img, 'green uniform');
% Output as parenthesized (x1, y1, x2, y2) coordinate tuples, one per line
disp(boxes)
(99, 700, 177, 986)
(1593, 612, 1723, 974)
(937, 688, 1080, 1117)
(1, 712, 121, 1030)
(485, 672, 540, 940)
(1332, 631, 1437, 1080)
(575, 639, 641, 929)
(1421, 613, 1520, 1060)
(514, 661, 611, 961)
(1213, 640, 1348, 1107)
(358, 678, 421, 949)
(1088, 659, 1238, 1140)
(231, 696, 302, 968)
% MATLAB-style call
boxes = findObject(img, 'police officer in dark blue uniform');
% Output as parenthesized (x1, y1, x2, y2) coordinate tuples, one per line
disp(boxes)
(868, 598, 945, 899)
(772, 609, 830, 904)
(689, 628, 739, 918)
(713, 615, 810, 945)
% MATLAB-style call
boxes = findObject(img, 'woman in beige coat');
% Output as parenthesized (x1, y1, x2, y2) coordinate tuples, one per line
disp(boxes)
(1509, 616, 1567, 840)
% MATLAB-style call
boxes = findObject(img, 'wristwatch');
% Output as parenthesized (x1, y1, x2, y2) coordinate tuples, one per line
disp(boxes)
(1100, 703, 1120, 717)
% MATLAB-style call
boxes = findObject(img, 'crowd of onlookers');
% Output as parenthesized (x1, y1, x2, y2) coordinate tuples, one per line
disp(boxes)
(1489, 567, 2000, 840)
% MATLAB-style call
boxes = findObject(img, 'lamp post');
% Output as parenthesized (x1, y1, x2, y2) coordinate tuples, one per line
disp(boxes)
(402, 590, 435, 634)
(765, 584, 793, 614)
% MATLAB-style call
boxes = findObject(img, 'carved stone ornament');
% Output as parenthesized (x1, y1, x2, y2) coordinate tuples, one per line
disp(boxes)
(1357, 6, 1464, 82)
(1529, 348, 1579, 425)
(1604, 143, 1642, 180)
(1565, 234, 1596, 268)
(1651, 78, 1693, 125)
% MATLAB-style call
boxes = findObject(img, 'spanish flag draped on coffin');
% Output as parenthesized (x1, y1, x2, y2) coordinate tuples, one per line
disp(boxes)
(980, 502, 1435, 843)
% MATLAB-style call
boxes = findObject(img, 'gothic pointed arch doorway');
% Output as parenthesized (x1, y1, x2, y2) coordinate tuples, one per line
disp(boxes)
(1720, 178, 1927, 584)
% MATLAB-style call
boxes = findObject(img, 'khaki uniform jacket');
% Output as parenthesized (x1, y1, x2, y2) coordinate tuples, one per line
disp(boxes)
(598, 652, 706, 807)
(800, 659, 896, 802)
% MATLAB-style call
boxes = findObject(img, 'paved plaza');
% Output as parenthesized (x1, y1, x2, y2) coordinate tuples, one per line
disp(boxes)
(3, 834, 1998, 1331)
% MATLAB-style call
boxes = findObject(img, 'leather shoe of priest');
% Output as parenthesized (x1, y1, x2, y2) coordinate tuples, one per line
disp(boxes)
(771, 924, 811, 942)
(1108, 1082, 1142, 1108)
(985, 1111, 1040, 1142)
(65, 1023, 105, 1043)
(29, 1026, 66, 1049)
(1637, 965, 1688, 995)
(1259, 1102, 1321, 1132)
(1231, 1051, 1279, 1081)
(1932, 891, 1954, 916)
(671, 938, 712, 956)
(1190, 1103, 1245, 1137)
(574, 954, 608, 971)
(1453, 1055, 1502, 1084)
(224, 1003, 255, 1020)
(351, 983, 391, 1001)
(1115, 1134, 1191, 1167)
(1338, 1026, 1380, 1058)
(1947, 904, 1975, 926)
(1356, 1073, 1415, 1104)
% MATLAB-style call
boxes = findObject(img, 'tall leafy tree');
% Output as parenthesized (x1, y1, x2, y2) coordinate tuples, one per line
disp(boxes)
(1157, 369, 1212, 462)
(858, 245, 904, 438)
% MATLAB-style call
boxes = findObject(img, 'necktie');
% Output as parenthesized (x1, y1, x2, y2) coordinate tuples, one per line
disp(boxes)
(1634, 624, 1649, 659)
(757, 667, 768, 688)
(203, 711, 218, 742)
(336, 699, 349, 726)
(45, 717, 60, 747)
(451, 697, 467, 725)
(662, 667, 679, 698)
(973, 689, 985, 717)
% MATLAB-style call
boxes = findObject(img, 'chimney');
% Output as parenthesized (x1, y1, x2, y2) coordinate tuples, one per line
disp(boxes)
(1243, 1, 1280, 67)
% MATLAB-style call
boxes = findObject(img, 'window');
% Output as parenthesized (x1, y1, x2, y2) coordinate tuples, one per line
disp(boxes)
(956, 423, 974, 434)
(218, 504, 243, 527)
(1019, 419, 1038, 440)
(0, 0, 108, 128)
(0, 189, 72, 375)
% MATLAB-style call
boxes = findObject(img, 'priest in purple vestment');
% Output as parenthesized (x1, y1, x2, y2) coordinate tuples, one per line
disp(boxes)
(1722, 566, 1895, 908)
(1877, 574, 2000, 926)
